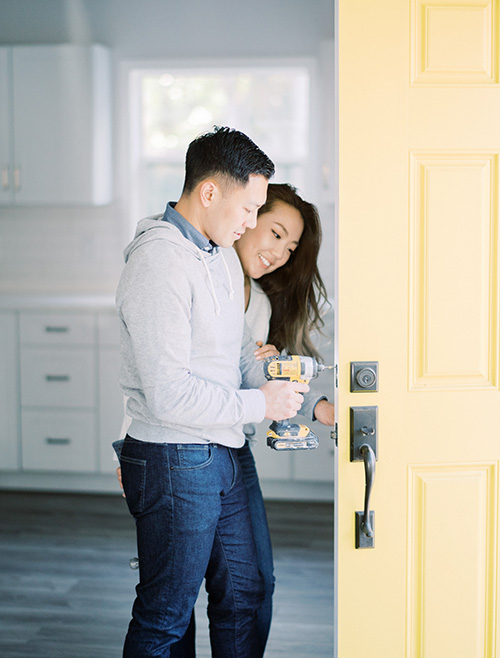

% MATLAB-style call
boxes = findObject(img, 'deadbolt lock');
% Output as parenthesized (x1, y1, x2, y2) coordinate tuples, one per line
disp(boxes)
(350, 361, 379, 392)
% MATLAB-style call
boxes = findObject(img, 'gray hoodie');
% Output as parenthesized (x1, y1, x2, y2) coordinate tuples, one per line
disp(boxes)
(116, 216, 266, 447)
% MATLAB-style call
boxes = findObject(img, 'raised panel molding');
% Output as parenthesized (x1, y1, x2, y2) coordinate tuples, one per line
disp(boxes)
(407, 462, 498, 657)
(411, 0, 499, 86)
(409, 151, 499, 391)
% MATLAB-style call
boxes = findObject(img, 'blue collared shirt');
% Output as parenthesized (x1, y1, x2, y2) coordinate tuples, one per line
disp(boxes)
(162, 202, 217, 254)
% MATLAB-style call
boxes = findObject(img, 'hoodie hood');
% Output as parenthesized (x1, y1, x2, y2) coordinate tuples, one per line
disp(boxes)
(124, 214, 234, 315)
(124, 214, 203, 264)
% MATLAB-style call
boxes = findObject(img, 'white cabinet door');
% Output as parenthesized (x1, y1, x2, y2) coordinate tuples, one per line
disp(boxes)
(20, 347, 96, 408)
(98, 311, 126, 474)
(0, 312, 20, 470)
(0, 48, 13, 206)
(99, 348, 124, 474)
(21, 409, 97, 472)
(11, 44, 112, 205)
(20, 311, 96, 346)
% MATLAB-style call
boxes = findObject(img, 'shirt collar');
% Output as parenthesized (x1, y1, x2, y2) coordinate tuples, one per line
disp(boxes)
(162, 202, 217, 254)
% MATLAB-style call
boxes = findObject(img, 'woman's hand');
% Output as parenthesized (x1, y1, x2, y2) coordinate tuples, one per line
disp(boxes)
(254, 340, 280, 361)
(314, 399, 336, 426)
(116, 466, 126, 498)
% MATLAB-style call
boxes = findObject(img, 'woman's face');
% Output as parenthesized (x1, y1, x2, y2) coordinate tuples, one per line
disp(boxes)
(234, 200, 304, 279)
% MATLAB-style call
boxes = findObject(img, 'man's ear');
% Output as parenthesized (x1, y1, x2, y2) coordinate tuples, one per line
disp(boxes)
(199, 180, 219, 208)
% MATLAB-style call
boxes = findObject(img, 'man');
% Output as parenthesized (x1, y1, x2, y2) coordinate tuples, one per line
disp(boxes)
(116, 126, 308, 657)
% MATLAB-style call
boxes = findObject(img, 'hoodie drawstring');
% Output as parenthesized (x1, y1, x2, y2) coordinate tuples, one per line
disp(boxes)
(201, 251, 234, 316)
(201, 256, 221, 315)
(219, 251, 234, 301)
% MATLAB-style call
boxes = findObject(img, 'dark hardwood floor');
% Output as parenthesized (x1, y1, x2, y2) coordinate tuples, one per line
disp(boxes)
(0, 491, 333, 657)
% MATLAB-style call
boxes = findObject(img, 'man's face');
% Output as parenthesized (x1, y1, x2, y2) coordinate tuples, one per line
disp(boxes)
(203, 174, 269, 248)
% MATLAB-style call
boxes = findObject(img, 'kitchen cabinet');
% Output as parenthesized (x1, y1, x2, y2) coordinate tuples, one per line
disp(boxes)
(98, 310, 125, 474)
(0, 303, 124, 486)
(0, 299, 333, 500)
(0, 44, 112, 206)
(19, 311, 98, 472)
(0, 49, 12, 206)
(22, 409, 97, 472)
(0, 312, 20, 470)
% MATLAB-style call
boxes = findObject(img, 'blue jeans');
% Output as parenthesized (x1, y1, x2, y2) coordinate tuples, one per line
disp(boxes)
(119, 437, 264, 658)
(169, 442, 275, 658)
(236, 441, 275, 656)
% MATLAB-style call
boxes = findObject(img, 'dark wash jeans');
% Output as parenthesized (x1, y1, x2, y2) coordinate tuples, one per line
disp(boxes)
(119, 436, 264, 658)
(235, 441, 275, 657)
(162, 441, 275, 658)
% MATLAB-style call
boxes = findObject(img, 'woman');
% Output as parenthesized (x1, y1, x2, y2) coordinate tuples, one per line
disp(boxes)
(116, 183, 334, 657)
(232, 183, 334, 657)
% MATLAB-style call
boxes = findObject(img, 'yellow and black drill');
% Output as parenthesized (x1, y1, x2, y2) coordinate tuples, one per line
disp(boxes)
(263, 355, 334, 450)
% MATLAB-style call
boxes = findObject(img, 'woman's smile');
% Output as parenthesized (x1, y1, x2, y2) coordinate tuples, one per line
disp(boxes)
(258, 253, 271, 268)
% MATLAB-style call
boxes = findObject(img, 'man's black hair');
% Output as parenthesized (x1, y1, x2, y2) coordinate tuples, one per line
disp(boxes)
(182, 126, 275, 193)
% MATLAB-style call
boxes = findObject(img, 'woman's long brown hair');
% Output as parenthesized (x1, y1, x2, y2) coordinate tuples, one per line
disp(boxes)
(256, 183, 329, 361)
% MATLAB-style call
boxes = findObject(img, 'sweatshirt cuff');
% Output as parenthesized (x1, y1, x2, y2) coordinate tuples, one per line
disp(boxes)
(238, 389, 266, 425)
(312, 396, 328, 421)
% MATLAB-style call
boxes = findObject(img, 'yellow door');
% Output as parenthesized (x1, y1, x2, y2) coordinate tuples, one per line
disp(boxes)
(337, 1, 500, 656)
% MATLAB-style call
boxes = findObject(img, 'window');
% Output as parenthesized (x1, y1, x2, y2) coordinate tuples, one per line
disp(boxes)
(128, 63, 313, 219)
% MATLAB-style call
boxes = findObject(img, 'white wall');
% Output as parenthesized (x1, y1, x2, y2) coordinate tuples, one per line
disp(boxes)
(0, 0, 334, 294)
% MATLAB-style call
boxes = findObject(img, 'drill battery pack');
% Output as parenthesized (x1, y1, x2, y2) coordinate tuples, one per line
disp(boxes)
(266, 421, 319, 451)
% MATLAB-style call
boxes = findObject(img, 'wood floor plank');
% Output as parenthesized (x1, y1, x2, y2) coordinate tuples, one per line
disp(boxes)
(0, 492, 333, 657)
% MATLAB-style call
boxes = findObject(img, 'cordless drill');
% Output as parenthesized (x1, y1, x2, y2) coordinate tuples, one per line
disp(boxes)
(263, 355, 334, 450)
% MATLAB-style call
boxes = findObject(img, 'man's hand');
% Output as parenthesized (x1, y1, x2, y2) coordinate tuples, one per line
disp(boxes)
(259, 380, 309, 421)
(313, 399, 336, 426)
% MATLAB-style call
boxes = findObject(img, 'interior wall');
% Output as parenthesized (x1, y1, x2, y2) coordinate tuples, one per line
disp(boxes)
(0, 0, 334, 294)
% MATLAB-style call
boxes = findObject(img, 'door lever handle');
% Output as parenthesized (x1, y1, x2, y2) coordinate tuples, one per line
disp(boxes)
(350, 406, 378, 548)
(359, 444, 375, 537)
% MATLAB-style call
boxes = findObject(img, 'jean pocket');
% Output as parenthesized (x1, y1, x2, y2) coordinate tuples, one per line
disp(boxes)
(112, 439, 124, 461)
(120, 455, 147, 516)
(170, 444, 215, 471)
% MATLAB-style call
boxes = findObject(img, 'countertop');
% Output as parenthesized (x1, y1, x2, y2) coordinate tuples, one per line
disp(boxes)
(0, 294, 116, 310)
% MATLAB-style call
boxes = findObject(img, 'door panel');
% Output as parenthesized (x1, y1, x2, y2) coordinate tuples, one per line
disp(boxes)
(338, 1, 500, 656)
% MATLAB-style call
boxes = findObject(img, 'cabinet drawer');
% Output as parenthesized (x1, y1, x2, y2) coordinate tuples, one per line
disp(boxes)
(21, 409, 96, 472)
(20, 312, 96, 346)
(21, 348, 95, 408)
(98, 311, 120, 346)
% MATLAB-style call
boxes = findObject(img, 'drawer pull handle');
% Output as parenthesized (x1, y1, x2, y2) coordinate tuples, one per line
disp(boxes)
(13, 166, 21, 191)
(45, 437, 72, 445)
(1, 166, 9, 190)
(45, 326, 70, 333)
(45, 375, 71, 382)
